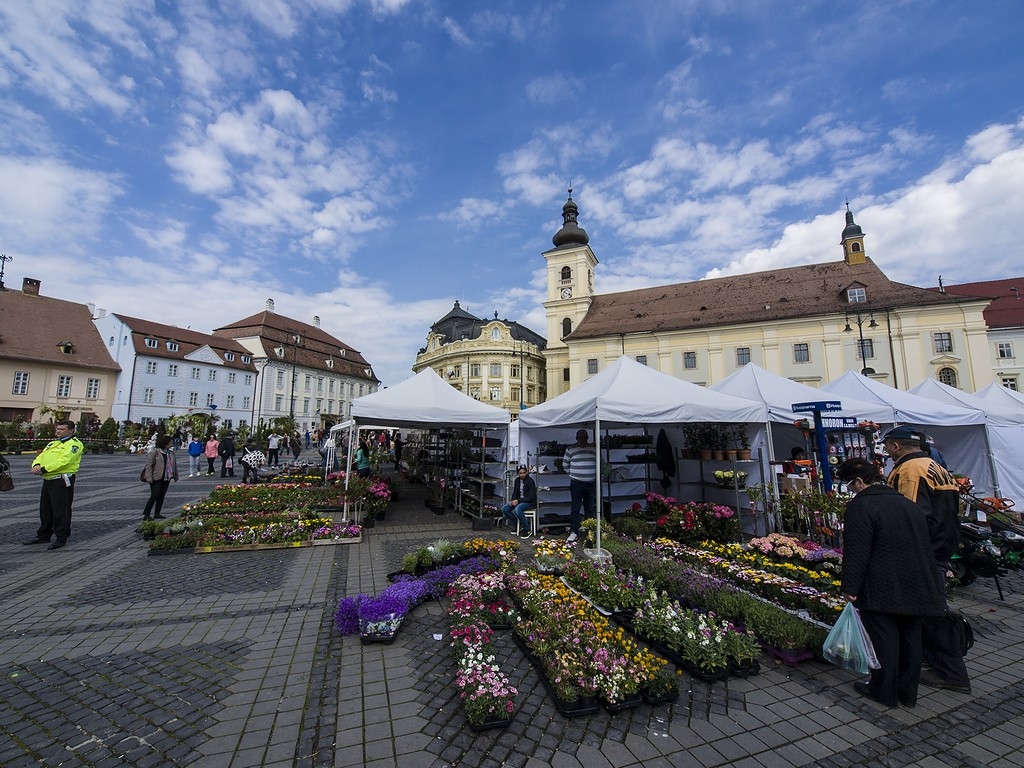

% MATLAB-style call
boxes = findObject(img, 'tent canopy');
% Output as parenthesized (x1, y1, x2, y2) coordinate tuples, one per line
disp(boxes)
(977, 383, 1024, 410)
(821, 371, 986, 426)
(518, 356, 767, 429)
(908, 379, 1023, 427)
(711, 364, 892, 423)
(349, 367, 510, 430)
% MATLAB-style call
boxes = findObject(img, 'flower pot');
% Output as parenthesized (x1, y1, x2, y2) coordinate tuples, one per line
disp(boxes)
(362, 517, 375, 528)
(737, 449, 752, 461)
(699, 449, 713, 461)
(600, 693, 642, 713)
(728, 659, 761, 678)
(677, 659, 729, 682)
(641, 687, 680, 706)
(712, 450, 726, 461)
(759, 641, 814, 666)
(724, 449, 738, 461)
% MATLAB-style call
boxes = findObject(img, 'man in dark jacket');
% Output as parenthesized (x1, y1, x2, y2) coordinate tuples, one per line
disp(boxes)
(218, 433, 236, 478)
(501, 466, 537, 538)
(881, 425, 971, 694)
(837, 458, 945, 707)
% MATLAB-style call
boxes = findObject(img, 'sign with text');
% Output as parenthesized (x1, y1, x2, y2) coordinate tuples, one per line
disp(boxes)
(792, 401, 843, 413)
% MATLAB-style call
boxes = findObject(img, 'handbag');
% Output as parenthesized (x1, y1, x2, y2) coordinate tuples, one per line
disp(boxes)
(139, 467, 148, 483)
(225, 457, 233, 470)
(0, 470, 13, 492)
(822, 602, 881, 675)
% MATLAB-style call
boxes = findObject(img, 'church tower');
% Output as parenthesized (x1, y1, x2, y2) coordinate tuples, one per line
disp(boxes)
(841, 203, 867, 265)
(543, 189, 598, 396)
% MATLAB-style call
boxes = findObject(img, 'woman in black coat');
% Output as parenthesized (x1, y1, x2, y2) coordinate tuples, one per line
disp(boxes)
(836, 458, 945, 708)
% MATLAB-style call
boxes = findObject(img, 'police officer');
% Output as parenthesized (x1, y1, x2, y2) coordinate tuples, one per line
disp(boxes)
(23, 419, 84, 551)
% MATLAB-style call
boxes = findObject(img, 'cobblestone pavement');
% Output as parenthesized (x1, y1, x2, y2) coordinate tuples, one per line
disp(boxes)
(1, 452, 1023, 767)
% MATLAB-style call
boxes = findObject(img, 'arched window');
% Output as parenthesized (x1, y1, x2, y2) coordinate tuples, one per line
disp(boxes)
(938, 367, 958, 388)
(560, 266, 572, 281)
(562, 318, 572, 337)
(851, 242, 861, 252)
(491, 328, 500, 340)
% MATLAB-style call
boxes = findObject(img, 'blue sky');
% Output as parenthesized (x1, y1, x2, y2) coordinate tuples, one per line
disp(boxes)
(2, 1, 1023, 387)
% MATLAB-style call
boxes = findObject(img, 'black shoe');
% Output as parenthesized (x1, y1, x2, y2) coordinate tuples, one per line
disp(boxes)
(853, 681, 895, 706)
(919, 669, 971, 694)
(143, 515, 152, 521)
(153, 513, 165, 519)
(22, 538, 49, 545)
(47, 541, 66, 550)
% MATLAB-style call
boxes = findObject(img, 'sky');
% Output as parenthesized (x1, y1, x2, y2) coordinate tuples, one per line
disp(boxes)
(2, 1, 1023, 388)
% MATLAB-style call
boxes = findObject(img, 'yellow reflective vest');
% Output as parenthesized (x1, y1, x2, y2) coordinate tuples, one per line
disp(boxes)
(32, 436, 85, 479)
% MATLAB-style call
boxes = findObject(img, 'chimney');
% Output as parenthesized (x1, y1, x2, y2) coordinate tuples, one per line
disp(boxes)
(266, 298, 275, 312)
(23, 278, 41, 296)
(88, 302, 96, 316)
(96, 308, 107, 318)
(313, 315, 321, 328)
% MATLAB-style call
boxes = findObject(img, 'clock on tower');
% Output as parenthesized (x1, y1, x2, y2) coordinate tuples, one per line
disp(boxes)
(560, 287, 573, 299)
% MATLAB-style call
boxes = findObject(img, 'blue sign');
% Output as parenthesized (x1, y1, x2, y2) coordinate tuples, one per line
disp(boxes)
(791, 401, 843, 413)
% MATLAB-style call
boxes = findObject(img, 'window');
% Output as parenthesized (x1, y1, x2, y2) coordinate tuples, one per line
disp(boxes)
(736, 347, 751, 366)
(794, 343, 810, 363)
(358, 384, 364, 396)
(143, 387, 154, 404)
(86, 378, 100, 399)
(489, 386, 501, 401)
(933, 332, 953, 354)
(12, 371, 29, 395)
(208, 370, 217, 381)
(165, 390, 176, 405)
(303, 399, 310, 414)
(317, 377, 323, 393)
(938, 367, 958, 388)
(327, 399, 334, 413)
(145, 338, 158, 348)
(587, 359, 598, 375)
(315, 399, 322, 413)
(527, 366, 534, 381)
(145, 361, 157, 374)
(563, 368, 570, 382)
(189, 392, 199, 406)
(228, 372, 236, 384)
(489, 363, 502, 377)
(167, 341, 179, 352)
(562, 318, 572, 337)
(997, 342, 1014, 359)
(56, 375, 72, 397)
(225, 352, 235, 361)
(274, 395, 283, 410)
(108, 336, 114, 346)
(206, 393, 215, 406)
(511, 364, 520, 378)
(511, 386, 521, 402)
(243, 396, 251, 409)
(635, 355, 647, 366)
(276, 370, 285, 387)
(1001, 377, 1019, 392)
(560, 266, 571, 281)
(491, 328, 500, 340)
(226, 395, 235, 408)
(847, 287, 867, 303)
(304, 375, 311, 393)
(470, 386, 480, 399)
(856, 339, 875, 359)
(683, 351, 697, 369)
(242, 355, 250, 363)
(470, 364, 480, 377)
(168, 364, 178, 377)
(328, 379, 335, 394)
(191, 367, 201, 379)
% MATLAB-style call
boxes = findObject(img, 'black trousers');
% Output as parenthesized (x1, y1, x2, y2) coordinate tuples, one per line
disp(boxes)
(221, 457, 234, 477)
(268, 448, 279, 466)
(143, 480, 170, 517)
(859, 609, 923, 707)
(923, 565, 971, 686)
(37, 475, 76, 542)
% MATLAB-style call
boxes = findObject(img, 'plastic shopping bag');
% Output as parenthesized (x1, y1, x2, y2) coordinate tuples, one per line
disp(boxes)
(822, 602, 880, 675)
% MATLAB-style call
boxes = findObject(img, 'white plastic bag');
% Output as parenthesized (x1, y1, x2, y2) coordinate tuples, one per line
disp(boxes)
(822, 602, 880, 675)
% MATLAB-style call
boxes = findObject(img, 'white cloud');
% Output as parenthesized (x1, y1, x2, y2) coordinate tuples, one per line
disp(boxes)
(439, 198, 504, 228)
(525, 73, 583, 105)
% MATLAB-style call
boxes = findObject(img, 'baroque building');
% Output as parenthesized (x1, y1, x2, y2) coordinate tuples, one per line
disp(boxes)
(213, 300, 378, 432)
(413, 302, 546, 416)
(543, 195, 994, 395)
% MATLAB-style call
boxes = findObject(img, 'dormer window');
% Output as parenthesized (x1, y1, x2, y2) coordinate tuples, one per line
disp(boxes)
(326, 359, 334, 369)
(225, 352, 235, 361)
(275, 347, 285, 358)
(145, 338, 158, 348)
(57, 341, 75, 355)
(847, 287, 867, 303)
(339, 349, 346, 357)
(167, 341, 179, 352)
(241, 355, 251, 363)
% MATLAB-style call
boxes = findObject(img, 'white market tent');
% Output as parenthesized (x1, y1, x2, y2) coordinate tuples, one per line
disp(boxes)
(977, 383, 1024, 410)
(518, 355, 768, 552)
(710, 364, 893, 479)
(909, 378, 1024, 502)
(821, 371, 996, 494)
(329, 367, 511, 518)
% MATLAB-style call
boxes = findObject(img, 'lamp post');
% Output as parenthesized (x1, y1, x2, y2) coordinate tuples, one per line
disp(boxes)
(0, 253, 11, 289)
(843, 307, 878, 375)
(519, 339, 526, 411)
(289, 334, 302, 419)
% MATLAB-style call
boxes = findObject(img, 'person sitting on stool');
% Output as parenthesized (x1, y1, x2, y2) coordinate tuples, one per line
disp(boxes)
(501, 466, 536, 538)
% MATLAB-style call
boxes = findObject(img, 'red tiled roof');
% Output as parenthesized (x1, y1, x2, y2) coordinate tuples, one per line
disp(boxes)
(0, 288, 120, 371)
(931, 278, 1024, 329)
(570, 258, 972, 339)
(113, 314, 257, 370)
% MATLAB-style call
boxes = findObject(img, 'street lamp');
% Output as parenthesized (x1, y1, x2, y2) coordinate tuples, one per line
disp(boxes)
(518, 339, 526, 411)
(289, 333, 303, 419)
(0, 253, 11, 289)
(843, 308, 878, 375)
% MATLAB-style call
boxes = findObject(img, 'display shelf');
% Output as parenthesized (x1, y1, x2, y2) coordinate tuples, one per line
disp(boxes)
(457, 429, 506, 520)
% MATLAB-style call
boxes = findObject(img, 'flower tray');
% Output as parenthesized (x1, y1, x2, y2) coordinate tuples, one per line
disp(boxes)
(728, 659, 761, 678)
(601, 693, 642, 713)
(467, 712, 515, 732)
(641, 688, 680, 706)
(512, 634, 599, 718)
(310, 535, 362, 546)
(147, 547, 193, 557)
(360, 631, 400, 646)
(759, 641, 814, 666)
(194, 541, 310, 553)
(676, 658, 729, 683)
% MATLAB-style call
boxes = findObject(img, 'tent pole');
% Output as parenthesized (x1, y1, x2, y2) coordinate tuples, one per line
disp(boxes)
(594, 417, 602, 553)
(981, 427, 1002, 498)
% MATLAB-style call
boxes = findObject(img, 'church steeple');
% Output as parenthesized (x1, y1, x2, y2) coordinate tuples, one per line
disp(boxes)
(552, 187, 590, 248)
(841, 202, 867, 265)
